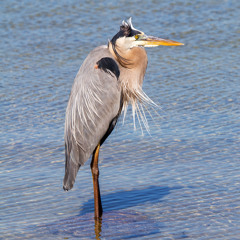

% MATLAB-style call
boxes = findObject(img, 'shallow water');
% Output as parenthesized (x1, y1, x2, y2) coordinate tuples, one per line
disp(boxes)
(1, 0, 240, 239)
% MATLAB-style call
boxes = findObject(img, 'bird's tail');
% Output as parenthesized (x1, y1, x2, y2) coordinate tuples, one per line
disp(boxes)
(63, 143, 81, 191)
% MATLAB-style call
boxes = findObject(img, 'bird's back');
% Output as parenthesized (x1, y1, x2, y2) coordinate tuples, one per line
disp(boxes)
(63, 46, 121, 190)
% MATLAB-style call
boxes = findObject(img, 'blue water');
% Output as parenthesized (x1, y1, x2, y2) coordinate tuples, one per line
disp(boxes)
(1, 0, 240, 239)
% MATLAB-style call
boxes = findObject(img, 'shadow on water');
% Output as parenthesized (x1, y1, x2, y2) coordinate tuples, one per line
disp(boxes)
(80, 185, 173, 215)
(37, 185, 181, 239)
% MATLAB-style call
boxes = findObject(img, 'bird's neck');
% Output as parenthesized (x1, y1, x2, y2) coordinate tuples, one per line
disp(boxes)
(108, 42, 148, 107)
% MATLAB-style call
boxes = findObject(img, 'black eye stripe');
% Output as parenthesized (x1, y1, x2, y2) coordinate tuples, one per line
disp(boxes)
(111, 28, 141, 48)
(129, 29, 141, 37)
(117, 24, 142, 38)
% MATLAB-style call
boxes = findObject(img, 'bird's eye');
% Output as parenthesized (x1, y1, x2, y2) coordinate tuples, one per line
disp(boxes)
(135, 34, 139, 40)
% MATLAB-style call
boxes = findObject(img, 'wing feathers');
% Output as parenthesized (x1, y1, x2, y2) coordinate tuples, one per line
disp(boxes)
(63, 46, 121, 190)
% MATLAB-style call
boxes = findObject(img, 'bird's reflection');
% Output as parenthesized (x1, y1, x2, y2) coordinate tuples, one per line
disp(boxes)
(94, 218, 102, 240)
(38, 209, 160, 239)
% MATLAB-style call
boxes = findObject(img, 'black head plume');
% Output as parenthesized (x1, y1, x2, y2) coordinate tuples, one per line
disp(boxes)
(120, 21, 131, 37)
(111, 18, 141, 43)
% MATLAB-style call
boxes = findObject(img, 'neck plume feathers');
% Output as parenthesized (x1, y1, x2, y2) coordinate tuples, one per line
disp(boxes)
(109, 43, 157, 132)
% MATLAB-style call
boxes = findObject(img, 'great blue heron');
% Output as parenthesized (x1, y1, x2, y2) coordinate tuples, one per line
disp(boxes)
(63, 18, 183, 219)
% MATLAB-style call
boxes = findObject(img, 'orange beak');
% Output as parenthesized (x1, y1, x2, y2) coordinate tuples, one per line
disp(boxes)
(137, 35, 184, 47)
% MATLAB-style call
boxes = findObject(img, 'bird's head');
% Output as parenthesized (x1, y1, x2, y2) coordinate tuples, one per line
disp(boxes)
(109, 18, 183, 67)
(110, 17, 183, 51)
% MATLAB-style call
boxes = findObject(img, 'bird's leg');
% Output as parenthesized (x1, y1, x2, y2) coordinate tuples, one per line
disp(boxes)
(91, 143, 103, 219)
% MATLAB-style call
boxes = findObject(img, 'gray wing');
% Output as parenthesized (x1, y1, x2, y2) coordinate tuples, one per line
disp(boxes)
(63, 46, 121, 190)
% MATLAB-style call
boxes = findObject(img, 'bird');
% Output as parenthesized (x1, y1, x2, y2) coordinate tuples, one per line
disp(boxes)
(63, 18, 183, 219)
